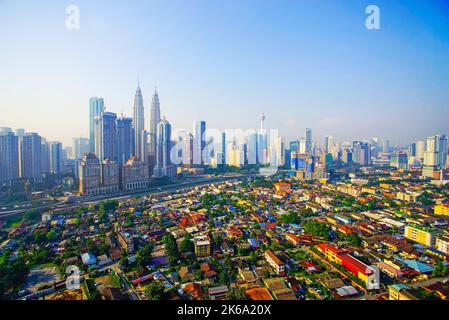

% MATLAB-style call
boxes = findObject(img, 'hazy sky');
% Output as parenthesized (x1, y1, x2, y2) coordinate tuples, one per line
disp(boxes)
(1, 0, 448, 147)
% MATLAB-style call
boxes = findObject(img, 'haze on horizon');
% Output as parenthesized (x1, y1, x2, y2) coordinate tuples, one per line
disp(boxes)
(0, 0, 448, 147)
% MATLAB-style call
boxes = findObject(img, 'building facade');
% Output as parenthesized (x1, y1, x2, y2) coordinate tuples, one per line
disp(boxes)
(120, 156, 149, 191)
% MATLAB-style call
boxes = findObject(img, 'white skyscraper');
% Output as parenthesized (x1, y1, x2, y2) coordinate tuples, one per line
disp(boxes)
(325, 135, 334, 154)
(424, 135, 448, 168)
(257, 113, 268, 164)
(148, 87, 161, 170)
(133, 84, 145, 161)
(416, 140, 426, 160)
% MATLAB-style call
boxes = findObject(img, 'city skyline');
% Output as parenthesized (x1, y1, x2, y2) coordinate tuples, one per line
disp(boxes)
(1, 0, 449, 146)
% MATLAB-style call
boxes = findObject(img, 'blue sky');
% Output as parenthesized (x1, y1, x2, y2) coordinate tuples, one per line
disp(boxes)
(0, 0, 448, 146)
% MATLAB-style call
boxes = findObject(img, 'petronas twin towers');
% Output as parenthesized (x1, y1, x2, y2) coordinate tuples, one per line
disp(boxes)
(132, 84, 160, 169)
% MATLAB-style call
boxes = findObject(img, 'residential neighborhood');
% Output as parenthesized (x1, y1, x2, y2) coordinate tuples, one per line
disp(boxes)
(2, 168, 449, 301)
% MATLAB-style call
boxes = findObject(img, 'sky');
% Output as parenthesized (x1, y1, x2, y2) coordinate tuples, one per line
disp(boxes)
(0, 0, 448, 147)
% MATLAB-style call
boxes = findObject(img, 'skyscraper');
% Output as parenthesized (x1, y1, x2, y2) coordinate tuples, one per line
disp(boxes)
(132, 85, 145, 161)
(116, 116, 133, 165)
(276, 136, 285, 166)
(257, 114, 268, 164)
(424, 135, 448, 168)
(21, 132, 42, 180)
(305, 128, 312, 154)
(15, 129, 25, 177)
(299, 139, 307, 154)
(408, 142, 416, 157)
(0, 128, 19, 182)
(247, 132, 258, 165)
(325, 135, 334, 154)
(89, 97, 104, 153)
(221, 132, 226, 165)
(416, 140, 426, 160)
(391, 151, 408, 170)
(49, 141, 63, 174)
(193, 120, 206, 165)
(182, 132, 194, 166)
(290, 140, 300, 154)
(148, 88, 161, 174)
(153, 118, 176, 178)
(41, 139, 50, 174)
(95, 111, 118, 162)
(352, 141, 370, 166)
(382, 139, 390, 153)
(73, 137, 90, 160)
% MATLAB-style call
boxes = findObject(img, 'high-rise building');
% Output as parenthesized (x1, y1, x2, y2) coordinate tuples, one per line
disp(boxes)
(148, 88, 161, 173)
(120, 156, 149, 191)
(116, 116, 133, 165)
(72, 137, 90, 160)
(0, 128, 19, 182)
(247, 132, 258, 165)
(41, 139, 50, 174)
(342, 148, 353, 164)
(227, 139, 245, 167)
(257, 114, 268, 165)
(408, 142, 416, 157)
(78, 153, 101, 196)
(221, 132, 226, 165)
(15, 129, 25, 177)
(193, 120, 206, 165)
(100, 159, 120, 193)
(182, 132, 194, 166)
(78, 153, 120, 196)
(132, 85, 145, 161)
(352, 141, 370, 166)
(422, 135, 448, 178)
(21, 133, 42, 180)
(277, 136, 285, 166)
(305, 128, 312, 154)
(299, 138, 307, 154)
(391, 151, 408, 170)
(424, 135, 448, 168)
(325, 135, 334, 154)
(49, 141, 63, 174)
(416, 140, 426, 160)
(290, 140, 300, 154)
(153, 118, 176, 178)
(89, 97, 104, 153)
(382, 139, 390, 153)
(95, 111, 118, 162)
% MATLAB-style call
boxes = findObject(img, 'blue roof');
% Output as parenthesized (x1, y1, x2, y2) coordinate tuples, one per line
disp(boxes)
(391, 283, 410, 291)
(396, 257, 434, 273)
(248, 238, 258, 247)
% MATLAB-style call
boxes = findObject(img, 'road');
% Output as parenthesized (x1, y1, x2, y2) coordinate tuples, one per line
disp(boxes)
(0, 174, 250, 220)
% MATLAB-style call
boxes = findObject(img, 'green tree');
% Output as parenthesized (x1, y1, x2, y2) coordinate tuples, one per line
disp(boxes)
(179, 234, 193, 253)
(163, 235, 180, 265)
(145, 281, 165, 300)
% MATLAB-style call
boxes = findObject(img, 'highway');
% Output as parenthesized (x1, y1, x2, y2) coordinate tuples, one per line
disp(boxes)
(0, 174, 250, 220)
